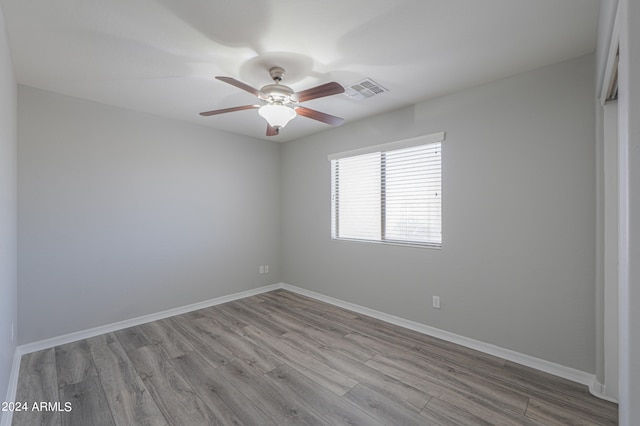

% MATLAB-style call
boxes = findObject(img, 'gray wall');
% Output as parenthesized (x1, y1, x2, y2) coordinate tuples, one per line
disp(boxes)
(18, 86, 281, 344)
(0, 4, 17, 404)
(281, 54, 596, 373)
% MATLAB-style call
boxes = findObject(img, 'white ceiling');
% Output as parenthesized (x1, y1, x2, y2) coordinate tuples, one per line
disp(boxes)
(1, 0, 600, 142)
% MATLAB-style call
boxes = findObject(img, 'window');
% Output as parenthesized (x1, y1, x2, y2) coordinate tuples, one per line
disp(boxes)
(329, 132, 443, 248)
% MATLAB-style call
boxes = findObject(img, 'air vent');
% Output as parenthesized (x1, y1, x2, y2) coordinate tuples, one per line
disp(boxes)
(345, 78, 388, 101)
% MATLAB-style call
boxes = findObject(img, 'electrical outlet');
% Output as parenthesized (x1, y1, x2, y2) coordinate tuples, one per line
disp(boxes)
(264, 265, 269, 273)
(432, 296, 441, 309)
(259, 265, 265, 274)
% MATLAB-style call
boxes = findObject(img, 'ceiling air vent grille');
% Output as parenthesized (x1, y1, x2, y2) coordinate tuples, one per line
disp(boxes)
(345, 78, 388, 101)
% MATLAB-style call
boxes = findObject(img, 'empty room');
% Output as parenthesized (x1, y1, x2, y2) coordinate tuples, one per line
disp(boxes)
(1, 0, 639, 425)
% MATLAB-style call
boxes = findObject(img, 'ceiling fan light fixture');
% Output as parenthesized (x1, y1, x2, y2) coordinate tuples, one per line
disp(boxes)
(258, 103, 296, 129)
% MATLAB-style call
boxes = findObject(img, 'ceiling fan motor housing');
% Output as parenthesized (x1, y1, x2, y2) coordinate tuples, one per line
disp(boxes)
(261, 83, 294, 103)
(261, 67, 294, 103)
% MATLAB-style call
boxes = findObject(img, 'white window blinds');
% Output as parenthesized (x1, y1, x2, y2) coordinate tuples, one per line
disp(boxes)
(330, 132, 443, 248)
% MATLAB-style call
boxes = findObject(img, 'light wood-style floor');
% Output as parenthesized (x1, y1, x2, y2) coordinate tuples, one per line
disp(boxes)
(13, 289, 617, 425)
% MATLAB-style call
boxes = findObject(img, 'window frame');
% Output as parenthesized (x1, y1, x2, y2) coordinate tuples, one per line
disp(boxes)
(329, 132, 444, 249)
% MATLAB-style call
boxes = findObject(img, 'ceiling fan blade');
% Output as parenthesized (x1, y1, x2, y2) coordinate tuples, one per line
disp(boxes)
(215, 76, 266, 98)
(295, 107, 344, 126)
(266, 124, 279, 136)
(199, 105, 259, 116)
(292, 82, 345, 102)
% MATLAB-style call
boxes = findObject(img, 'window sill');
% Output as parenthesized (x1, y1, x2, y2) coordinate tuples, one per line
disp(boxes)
(331, 237, 442, 250)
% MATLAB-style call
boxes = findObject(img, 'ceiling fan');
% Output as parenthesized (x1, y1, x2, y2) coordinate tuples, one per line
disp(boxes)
(200, 67, 345, 136)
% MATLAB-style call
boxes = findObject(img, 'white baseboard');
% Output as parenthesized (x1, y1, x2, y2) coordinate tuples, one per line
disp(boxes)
(18, 283, 282, 355)
(279, 283, 606, 395)
(589, 380, 619, 403)
(6, 281, 614, 410)
(0, 349, 22, 426)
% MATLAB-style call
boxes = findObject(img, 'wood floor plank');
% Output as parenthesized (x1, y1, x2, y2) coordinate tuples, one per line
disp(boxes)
(238, 324, 359, 396)
(169, 351, 276, 426)
(237, 301, 311, 335)
(127, 345, 223, 426)
(217, 358, 328, 425)
(352, 310, 506, 369)
(86, 334, 167, 426)
(265, 290, 359, 321)
(421, 392, 543, 426)
(504, 361, 591, 394)
(137, 319, 195, 359)
(113, 326, 152, 353)
(498, 362, 618, 424)
(525, 397, 608, 426)
(200, 305, 250, 330)
(365, 352, 530, 416)
(413, 339, 507, 373)
(215, 301, 290, 337)
(247, 293, 271, 303)
(55, 340, 115, 426)
(58, 376, 115, 426)
(344, 383, 432, 426)
(54, 340, 96, 387)
(177, 308, 209, 321)
(294, 324, 377, 363)
(233, 297, 291, 322)
(258, 296, 355, 338)
(280, 330, 431, 411)
(161, 315, 231, 367)
(12, 349, 61, 426)
(193, 316, 281, 373)
(264, 365, 384, 426)
(338, 314, 443, 356)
